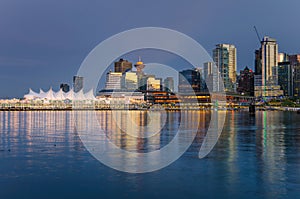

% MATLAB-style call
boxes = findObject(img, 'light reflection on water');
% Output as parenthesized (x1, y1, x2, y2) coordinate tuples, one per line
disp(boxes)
(0, 111, 300, 199)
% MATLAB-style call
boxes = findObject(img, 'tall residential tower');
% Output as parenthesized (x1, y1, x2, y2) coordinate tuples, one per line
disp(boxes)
(261, 36, 278, 86)
(213, 44, 237, 92)
(254, 36, 283, 97)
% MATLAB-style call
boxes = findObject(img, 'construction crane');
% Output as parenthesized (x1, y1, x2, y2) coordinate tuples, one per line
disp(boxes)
(254, 26, 262, 44)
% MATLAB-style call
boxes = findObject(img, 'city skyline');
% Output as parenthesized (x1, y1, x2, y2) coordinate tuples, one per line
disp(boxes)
(1, 0, 300, 98)
(2, 2, 300, 198)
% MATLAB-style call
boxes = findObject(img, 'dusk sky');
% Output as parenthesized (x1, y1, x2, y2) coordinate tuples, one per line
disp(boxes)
(1, 0, 300, 98)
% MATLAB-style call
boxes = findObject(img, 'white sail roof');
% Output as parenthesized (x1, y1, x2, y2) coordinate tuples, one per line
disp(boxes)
(54, 89, 65, 100)
(74, 89, 86, 101)
(40, 88, 55, 100)
(24, 87, 98, 101)
(39, 88, 45, 94)
(64, 89, 75, 100)
(84, 89, 97, 100)
(24, 88, 39, 99)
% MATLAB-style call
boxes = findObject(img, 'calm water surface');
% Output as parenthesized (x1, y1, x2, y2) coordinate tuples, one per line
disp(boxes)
(0, 111, 300, 199)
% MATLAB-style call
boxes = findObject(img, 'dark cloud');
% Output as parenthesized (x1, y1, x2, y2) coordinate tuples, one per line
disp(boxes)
(0, 0, 299, 97)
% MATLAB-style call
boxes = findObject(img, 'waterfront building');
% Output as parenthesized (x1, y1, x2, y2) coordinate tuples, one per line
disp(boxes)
(105, 71, 122, 90)
(97, 90, 145, 105)
(237, 66, 254, 96)
(60, 83, 70, 93)
(144, 91, 180, 104)
(24, 88, 96, 101)
(114, 58, 132, 73)
(213, 44, 237, 92)
(73, 76, 83, 93)
(254, 85, 283, 98)
(164, 77, 174, 92)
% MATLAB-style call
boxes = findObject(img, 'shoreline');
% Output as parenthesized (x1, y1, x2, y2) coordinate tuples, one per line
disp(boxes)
(0, 106, 299, 112)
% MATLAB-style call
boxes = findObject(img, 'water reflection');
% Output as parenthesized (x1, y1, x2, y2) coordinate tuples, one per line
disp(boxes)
(0, 111, 300, 198)
(212, 111, 300, 198)
(74, 110, 208, 173)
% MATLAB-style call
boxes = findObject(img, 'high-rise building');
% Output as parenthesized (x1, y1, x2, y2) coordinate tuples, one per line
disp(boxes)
(254, 36, 283, 97)
(139, 75, 155, 91)
(293, 65, 300, 97)
(105, 71, 122, 90)
(237, 66, 254, 96)
(121, 72, 138, 90)
(255, 49, 262, 75)
(203, 62, 221, 92)
(277, 53, 293, 96)
(203, 62, 213, 81)
(254, 49, 263, 94)
(164, 77, 174, 92)
(288, 54, 300, 66)
(146, 77, 161, 91)
(114, 58, 132, 73)
(213, 44, 237, 92)
(261, 36, 278, 86)
(289, 54, 300, 97)
(73, 76, 83, 92)
(178, 69, 202, 93)
(60, 83, 70, 93)
(156, 77, 163, 91)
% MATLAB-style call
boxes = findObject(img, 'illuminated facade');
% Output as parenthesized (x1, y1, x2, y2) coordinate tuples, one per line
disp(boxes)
(261, 36, 278, 86)
(254, 36, 283, 97)
(146, 77, 161, 91)
(121, 72, 138, 90)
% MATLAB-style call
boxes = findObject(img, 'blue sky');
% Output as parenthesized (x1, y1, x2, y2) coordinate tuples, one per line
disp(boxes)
(1, 0, 300, 98)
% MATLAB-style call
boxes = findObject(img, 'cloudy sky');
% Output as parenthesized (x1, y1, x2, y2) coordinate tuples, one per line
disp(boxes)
(1, 0, 300, 98)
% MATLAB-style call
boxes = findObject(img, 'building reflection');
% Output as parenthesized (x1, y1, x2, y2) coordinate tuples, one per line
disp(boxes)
(0, 111, 84, 159)
(255, 111, 288, 197)
(73, 109, 209, 173)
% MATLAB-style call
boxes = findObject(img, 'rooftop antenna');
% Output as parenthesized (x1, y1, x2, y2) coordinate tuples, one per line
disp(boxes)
(254, 26, 262, 44)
